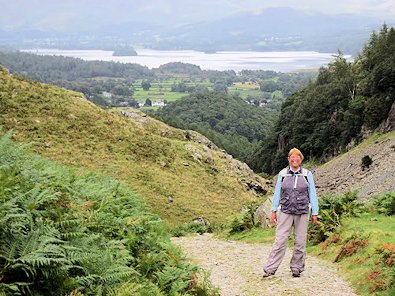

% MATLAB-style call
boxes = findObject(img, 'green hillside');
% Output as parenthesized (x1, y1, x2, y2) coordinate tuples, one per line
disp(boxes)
(0, 67, 268, 225)
(0, 132, 216, 295)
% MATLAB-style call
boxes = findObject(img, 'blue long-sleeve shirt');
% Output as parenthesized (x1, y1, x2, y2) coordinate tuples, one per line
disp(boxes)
(271, 170, 319, 215)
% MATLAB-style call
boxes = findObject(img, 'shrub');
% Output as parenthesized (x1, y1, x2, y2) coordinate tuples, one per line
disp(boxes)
(229, 217, 247, 234)
(229, 201, 261, 234)
(361, 155, 373, 170)
(367, 243, 395, 293)
(171, 220, 213, 237)
(375, 243, 395, 267)
(308, 191, 361, 244)
(372, 192, 395, 215)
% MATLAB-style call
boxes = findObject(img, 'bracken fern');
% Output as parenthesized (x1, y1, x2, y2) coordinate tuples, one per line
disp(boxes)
(0, 131, 216, 295)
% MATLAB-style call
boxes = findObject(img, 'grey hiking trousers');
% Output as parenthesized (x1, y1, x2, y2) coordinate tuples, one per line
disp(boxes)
(264, 211, 309, 274)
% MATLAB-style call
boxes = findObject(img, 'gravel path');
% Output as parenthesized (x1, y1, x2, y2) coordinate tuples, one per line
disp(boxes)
(172, 234, 358, 296)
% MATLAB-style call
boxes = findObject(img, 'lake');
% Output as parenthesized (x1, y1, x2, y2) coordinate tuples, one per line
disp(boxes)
(22, 48, 350, 72)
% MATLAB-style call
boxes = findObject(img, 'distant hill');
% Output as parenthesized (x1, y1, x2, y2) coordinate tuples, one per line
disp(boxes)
(0, 66, 269, 225)
(0, 7, 387, 54)
(163, 8, 382, 53)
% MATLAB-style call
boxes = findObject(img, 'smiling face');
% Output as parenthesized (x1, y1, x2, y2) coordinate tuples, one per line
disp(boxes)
(288, 154, 302, 170)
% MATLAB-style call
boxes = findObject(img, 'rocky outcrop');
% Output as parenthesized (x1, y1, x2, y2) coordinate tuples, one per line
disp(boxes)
(384, 101, 395, 132)
(222, 155, 269, 196)
(183, 130, 270, 197)
(191, 216, 210, 227)
(184, 143, 215, 166)
(118, 109, 149, 125)
(119, 109, 271, 199)
(184, 130, 220, 150)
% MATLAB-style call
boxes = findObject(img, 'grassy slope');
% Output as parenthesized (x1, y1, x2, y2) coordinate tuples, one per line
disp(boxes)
(0, 132, 215, 295)
(0, 67, 261, 225)
(308, 212, 395, 296)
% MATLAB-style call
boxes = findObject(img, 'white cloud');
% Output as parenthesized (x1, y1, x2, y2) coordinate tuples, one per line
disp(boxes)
(0, 0, 393, 30)
(223, 0, 394, 18)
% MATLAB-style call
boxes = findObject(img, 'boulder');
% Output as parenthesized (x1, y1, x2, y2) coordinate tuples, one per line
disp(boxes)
(118, 109, 149, 125)
(184, 130, 219, 150)
(192, 216, 210, 227)
(254, 198, 273, 228)
(184, 143, 215, 165)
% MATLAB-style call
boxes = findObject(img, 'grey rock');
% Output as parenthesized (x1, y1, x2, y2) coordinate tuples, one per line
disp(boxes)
(254, 198, 273, 228)
(184, 130, 219, 150)
(192, 216, 210, 226)
(384, 101, 395, 132)
(118, 109, 149, 125)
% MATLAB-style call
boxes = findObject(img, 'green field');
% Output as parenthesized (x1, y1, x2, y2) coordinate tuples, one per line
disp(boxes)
(132, 79, 284, 110)
(132, 80, 208, 106)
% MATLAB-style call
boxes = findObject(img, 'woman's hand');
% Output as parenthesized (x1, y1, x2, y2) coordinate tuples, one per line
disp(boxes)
(271, 212, 277, 225)
(311, 215, 318, 224)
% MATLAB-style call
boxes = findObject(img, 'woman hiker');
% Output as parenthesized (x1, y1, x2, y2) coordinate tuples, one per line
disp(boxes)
(263, 147, 319, 278)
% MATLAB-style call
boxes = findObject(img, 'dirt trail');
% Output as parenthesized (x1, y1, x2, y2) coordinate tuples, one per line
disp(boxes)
(172, 234, 358, 296)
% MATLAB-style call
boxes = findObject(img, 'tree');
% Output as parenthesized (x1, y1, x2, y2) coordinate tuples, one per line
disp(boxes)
(150, 91, 276, 164)
(129, 99, 139, 108)
(112, 84, 131, 96)
(250, 24, 395, 174)
(141, 80, 151, 91)
(145, 98, 152, 106)
(259, 80, 279, 92)
(171, 82, 187, 92)
(213, 82, 228, 94)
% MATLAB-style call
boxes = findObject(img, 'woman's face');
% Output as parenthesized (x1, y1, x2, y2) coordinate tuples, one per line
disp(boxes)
(288, 154, 302, 169)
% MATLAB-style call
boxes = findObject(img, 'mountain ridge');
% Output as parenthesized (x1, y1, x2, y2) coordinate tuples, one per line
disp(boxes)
(1, 7, 388, 54)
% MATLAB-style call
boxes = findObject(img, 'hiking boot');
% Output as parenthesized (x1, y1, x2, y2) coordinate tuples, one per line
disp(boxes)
(292, 270, 300, 278)
(262, 271, 275, 278)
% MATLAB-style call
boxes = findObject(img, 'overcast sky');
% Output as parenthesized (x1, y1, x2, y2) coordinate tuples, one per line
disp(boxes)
(0, 0, 394, 30)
